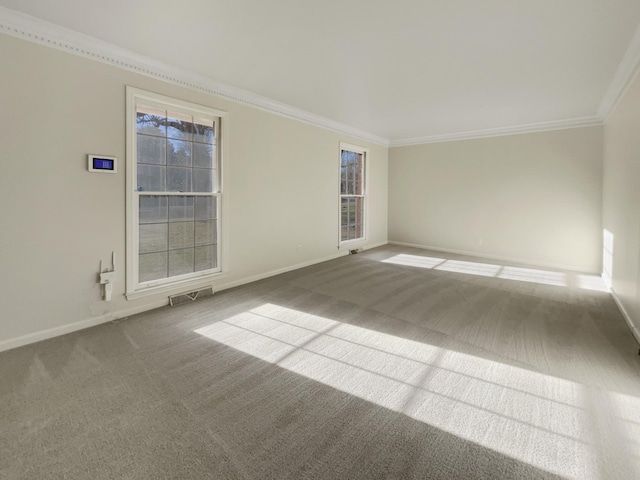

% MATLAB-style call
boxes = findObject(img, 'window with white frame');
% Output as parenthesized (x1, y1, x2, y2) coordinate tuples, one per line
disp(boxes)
(339, 143, 367, 244)
(126, 87, 224, 297)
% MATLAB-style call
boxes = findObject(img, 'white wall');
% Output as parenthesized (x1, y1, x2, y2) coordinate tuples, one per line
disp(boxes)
(388, 127, 603, 272)
(603, 71, 640, 342)
(0, 33, 388, 349)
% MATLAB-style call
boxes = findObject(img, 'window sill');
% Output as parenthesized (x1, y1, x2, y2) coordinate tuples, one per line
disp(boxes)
(126, 272, 226, 301)
(339, 238, 367, 248)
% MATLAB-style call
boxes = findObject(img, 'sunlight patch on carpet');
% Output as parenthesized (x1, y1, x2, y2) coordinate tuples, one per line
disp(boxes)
(381, 253, 607, 291)
(196, 304, 640, 479)
(195, 303, 638, 480)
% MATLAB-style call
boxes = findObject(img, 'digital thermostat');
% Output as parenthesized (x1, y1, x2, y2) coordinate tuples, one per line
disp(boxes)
(88, 155, 117, 173)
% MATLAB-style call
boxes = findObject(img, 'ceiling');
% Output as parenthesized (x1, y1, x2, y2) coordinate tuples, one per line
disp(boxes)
(2, 0, 640, 143)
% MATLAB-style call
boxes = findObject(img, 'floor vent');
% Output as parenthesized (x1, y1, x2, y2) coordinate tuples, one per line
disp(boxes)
(169, 287, 214, 307)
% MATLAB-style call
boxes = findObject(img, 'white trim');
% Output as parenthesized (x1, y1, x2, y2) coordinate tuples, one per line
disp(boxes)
(8, 4, 640, 150)
(340, 142, 369, 154)
(339, 142, 369, 246)
(361, 241, 388, 251)
(125, 274, 223, 301)
(126, 87, 138, 293)
(0, 299, 169, 353)
(212, 251, 349, 292)
(0, 6, 616, 148)
(0, 250, 350, 353)
(0, 6, 388, 147)
(388, 241, 598, 274)
(598, 22, 640, 122)
(339, 238, 367, 248)
(610, 287, 640, 347)
(126, 87, 226, 297)
(389, 117, 603, 147)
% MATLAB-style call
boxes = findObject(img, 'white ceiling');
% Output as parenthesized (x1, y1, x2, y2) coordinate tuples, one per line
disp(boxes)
(2, 0, 640, 143)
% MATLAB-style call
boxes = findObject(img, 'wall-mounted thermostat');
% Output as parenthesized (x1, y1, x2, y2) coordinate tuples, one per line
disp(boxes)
(88, 155, 117, 173)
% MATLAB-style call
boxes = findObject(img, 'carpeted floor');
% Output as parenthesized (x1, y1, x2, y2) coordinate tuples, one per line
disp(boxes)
(2, 245, 640, 479)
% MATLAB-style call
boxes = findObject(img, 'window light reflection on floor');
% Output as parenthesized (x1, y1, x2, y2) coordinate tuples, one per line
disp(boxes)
(498, 266, 566, 286)
(195, 303, 639, 480)
(381, 254, 446, 269)
(381, 253, 608, 290)
(382, 254, 444, 269)
(434, 259, 502, 277)
(577, 274, 609, 292)
(603, 229, 614, 289)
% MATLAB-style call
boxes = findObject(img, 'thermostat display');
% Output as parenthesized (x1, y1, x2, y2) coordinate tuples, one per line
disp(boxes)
(88, 155, 117, 173)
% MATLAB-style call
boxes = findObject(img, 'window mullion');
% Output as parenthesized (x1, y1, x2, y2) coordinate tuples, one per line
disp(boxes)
(129, 87, 223, 295)
(339, 144, 367, 245)
(137, 191, 214, 196)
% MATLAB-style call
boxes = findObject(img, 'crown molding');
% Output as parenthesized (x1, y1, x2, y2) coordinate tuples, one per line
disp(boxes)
(3, 5, 636, 149)
(389, 116, 603, 147)
(597, 22, 640, 122)
(0, 6, 390, 147)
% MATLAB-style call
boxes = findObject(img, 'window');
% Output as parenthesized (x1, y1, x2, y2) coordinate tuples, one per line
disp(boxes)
(339, 143, 367, 244)
(126, 87, 225, 298)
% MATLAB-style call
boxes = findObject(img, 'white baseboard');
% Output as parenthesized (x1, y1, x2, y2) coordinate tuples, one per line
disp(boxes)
(0, 248, 360, 353)
(212, 241, 386, 293)
(610, 288, 640, 347)
(0, 299, 168, 353)
(211, 250, 349, 292)
(0, 6, 388, 147)
(362, 241, 389, 251)
(388, 241, 597, 274)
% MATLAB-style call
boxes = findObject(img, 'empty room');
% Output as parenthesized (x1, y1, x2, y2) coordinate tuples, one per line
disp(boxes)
(2, 1, 640, 479)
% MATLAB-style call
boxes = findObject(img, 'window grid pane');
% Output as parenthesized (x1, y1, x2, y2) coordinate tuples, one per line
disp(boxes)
(340, 195, 364, 242)
(193, 117, 215, 144)
(133, 94, 221, 290)
(139, 194, 218, 283)
(136, 106, 217, 194)
(167, 139, 192, 166)
(139, 251, 168, 282)
(137, 134, 166, 165)
(339, 148, 365, 243)
(137, 105, 167, 137)
(168, 248, 195, 277)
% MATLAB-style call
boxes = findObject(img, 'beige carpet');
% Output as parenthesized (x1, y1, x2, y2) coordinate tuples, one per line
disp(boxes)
(2, 245, 640, 479)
